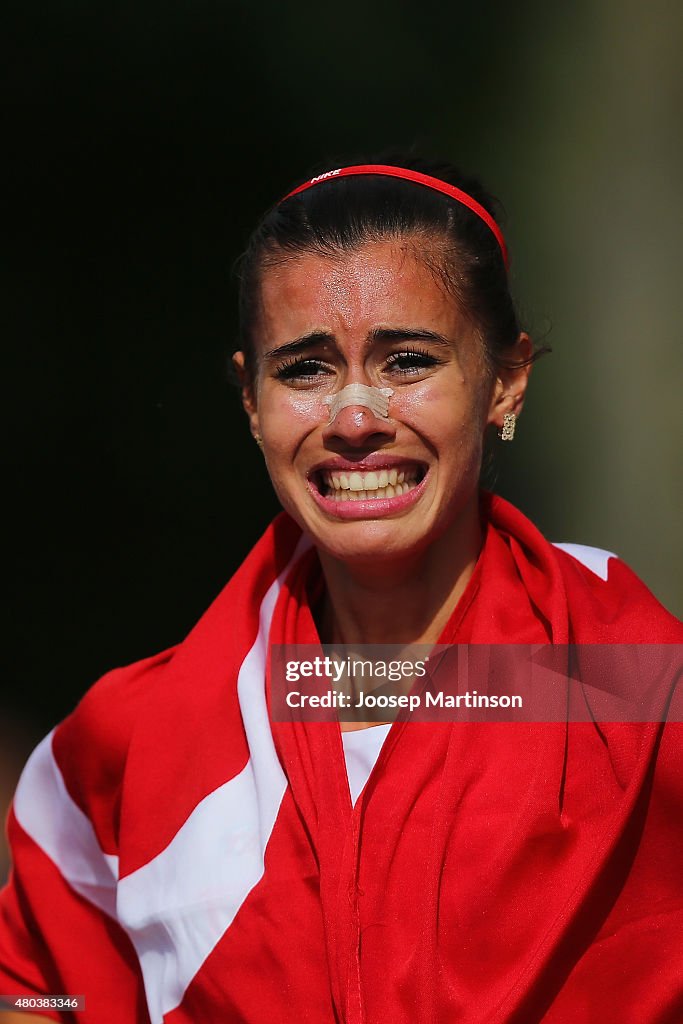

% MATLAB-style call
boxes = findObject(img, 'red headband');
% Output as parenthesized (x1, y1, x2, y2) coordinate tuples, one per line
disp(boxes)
(280, 163, 509, 269)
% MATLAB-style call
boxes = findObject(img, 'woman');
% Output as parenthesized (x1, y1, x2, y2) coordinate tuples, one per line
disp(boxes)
(0, 158, 681, 1024)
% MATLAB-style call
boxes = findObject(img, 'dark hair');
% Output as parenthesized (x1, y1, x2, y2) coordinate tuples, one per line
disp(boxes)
(236, 154, 548, 384)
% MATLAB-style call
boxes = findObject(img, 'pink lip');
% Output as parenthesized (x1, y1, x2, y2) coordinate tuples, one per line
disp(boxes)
(308, 470, 429, 520)
(310, 454, 426, 475)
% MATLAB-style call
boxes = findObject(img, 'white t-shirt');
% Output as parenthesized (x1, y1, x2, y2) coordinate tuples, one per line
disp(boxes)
(341, 723, 392, 805)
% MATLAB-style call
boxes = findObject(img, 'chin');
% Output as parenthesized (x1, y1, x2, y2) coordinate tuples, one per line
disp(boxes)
(307, 517, 436, 567)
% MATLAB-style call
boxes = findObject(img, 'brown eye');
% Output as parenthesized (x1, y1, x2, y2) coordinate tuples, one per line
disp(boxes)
(385, 348, 440, 375)
(274, 357, 330, 381)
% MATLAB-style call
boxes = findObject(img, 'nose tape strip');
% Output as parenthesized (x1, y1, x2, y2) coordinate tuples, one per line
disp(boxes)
(322, 383, 394, 423)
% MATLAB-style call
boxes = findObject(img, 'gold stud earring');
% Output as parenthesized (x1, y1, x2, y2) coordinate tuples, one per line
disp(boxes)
(253, 434, 264, 450)
(499, 412, 516, 442)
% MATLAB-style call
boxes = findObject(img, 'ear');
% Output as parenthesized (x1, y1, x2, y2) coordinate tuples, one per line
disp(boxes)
(232, 351, 261, 441)
(486, 332, 533, 430)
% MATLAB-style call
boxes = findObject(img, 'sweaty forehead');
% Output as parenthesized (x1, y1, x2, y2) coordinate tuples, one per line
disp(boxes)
(258, 239, 460, 343)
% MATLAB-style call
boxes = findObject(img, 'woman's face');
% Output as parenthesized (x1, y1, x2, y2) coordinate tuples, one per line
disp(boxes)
(235, 238, 523, 566)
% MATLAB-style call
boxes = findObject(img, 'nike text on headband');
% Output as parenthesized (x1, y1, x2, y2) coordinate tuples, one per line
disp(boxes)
(279, 164, 509, 269)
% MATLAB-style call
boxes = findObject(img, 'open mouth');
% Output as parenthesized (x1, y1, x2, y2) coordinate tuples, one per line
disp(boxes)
(314, 465, 426, 502)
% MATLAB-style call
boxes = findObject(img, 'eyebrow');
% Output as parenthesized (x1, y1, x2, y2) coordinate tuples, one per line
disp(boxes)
(369, 327, 453, 347)
(263, 331, 334, 362)
(263, 327, 453, 362)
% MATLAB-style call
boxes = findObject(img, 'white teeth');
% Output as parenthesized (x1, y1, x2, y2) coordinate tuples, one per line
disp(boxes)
(321, 467, 420, 499)
(329, 480, 419, 502)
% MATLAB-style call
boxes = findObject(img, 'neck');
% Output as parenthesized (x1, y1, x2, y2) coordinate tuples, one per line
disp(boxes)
(316, 499, 482, 646)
